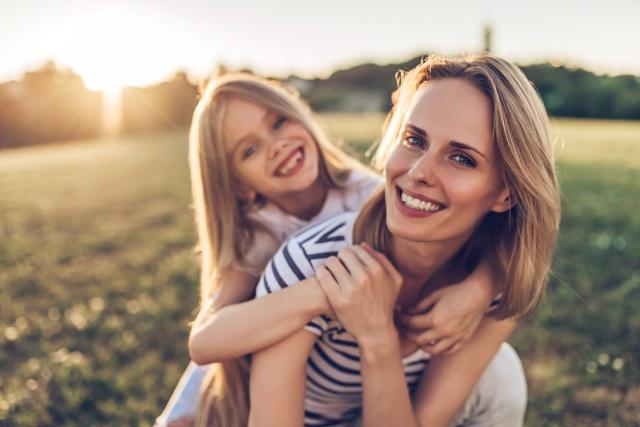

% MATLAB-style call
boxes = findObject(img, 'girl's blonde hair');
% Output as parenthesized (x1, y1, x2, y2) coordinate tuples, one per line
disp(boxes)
(189, 73, 363, 427)
(355, 54, 561, 319)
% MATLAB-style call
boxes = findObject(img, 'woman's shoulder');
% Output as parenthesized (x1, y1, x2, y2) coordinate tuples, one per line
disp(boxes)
(254, 212, 357, 298)
(291, 211, 357, 248)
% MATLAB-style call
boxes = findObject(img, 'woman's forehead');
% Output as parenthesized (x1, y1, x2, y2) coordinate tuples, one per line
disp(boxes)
(404, 80, 492, 150)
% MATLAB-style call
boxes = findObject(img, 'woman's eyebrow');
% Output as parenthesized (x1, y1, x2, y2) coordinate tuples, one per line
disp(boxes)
(405, 123, 488, 160)
(450, 141, 488, 160)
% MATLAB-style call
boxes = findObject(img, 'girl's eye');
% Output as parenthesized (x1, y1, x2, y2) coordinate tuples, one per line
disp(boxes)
(273, 116, 287, 130)
(241, 144, 257, 160)
(450, 153, 476, 167)
(401, 133, 425, 149)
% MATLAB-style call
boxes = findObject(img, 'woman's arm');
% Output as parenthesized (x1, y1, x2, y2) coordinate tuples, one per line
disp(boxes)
(317, 245, 421, 427)
(356, 317, 516, 427)
(249, 329, 317, 427)
(317, 244, 517, 427)
(189, 269, 329, 364)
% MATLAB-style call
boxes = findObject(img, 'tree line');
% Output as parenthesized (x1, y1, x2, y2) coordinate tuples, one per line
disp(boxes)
(0, 57, 638, 149)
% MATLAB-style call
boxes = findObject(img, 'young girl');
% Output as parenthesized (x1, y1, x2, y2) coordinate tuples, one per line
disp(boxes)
(155, 73, 499, 427)
(249, 54, 561, 427)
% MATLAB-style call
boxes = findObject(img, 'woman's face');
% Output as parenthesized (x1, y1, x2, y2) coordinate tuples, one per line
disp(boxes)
(384, 78, 511, 245)
(223, 96, 320, 202)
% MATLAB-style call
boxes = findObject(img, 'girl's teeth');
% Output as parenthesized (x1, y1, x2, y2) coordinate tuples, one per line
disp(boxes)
(401, 191, 442, 212)
(279, 151, 302, 174)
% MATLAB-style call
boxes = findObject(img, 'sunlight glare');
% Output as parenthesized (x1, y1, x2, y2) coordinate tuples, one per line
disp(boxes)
(58, 12, 171, 92)
(102, 85, 121, 134)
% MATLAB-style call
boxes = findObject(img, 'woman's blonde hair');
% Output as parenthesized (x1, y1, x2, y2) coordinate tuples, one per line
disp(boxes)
(189, 73, 363, 427)
(355, 54, 561, 319)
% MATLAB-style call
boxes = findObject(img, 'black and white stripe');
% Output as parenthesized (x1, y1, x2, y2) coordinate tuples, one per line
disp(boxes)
(255, 212, 431, 427)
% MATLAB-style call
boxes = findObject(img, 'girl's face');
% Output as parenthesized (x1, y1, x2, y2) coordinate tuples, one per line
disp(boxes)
(384, 78, 512, 246)
(223, 97, 320, 203)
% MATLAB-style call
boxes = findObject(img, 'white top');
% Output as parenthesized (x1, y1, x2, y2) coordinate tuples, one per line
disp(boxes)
(239, 170, 382, 276)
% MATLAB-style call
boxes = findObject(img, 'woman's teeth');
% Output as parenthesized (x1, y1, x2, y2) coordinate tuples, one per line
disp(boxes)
(401, 191, 443, 212)
(277, 150, 302, 175)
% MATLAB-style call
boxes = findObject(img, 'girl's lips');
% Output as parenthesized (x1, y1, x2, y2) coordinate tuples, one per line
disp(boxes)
(394, 186, 444, 218)
(274, 147, 305, 177)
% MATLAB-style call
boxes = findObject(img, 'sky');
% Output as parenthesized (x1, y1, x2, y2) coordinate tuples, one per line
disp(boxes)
(1, 0, 639, 90)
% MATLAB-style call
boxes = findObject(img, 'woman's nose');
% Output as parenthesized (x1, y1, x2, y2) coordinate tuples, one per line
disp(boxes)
(407, 152, 438, 187)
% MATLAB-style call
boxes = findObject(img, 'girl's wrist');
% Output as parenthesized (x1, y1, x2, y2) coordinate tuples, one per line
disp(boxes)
(303, 278, 332, 317)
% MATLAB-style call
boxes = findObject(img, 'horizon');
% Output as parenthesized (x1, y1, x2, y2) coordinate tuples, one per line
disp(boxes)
(5, 52, 640, 93)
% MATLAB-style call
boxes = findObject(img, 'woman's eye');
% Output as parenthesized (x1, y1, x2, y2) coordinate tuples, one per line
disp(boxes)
(451, 153, 476, 167)
(273, 116, 287, 130)
(401, 134, 425, 149)
(242, 144, 257, 160)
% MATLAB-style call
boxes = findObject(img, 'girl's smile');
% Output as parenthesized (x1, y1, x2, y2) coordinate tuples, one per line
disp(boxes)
(274, 147, 305, 177)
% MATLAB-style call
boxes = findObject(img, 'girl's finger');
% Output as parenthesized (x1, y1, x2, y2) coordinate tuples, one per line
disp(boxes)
(426, 337, 456, 356)
(399, 312, 434, 330)
(413, 328, 445, 346)
(409, 291, 439, 314)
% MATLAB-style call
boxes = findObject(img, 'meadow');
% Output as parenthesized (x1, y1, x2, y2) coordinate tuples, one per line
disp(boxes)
(0, 117, 638, 426)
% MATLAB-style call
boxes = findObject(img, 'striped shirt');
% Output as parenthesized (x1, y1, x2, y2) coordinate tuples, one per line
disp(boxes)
(255, 211, 431, 427)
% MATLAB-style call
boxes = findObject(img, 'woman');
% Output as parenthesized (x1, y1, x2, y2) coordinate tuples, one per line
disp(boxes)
(250, 54, 561, 426)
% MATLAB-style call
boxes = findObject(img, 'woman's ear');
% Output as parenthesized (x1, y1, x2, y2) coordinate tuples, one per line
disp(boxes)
(491, 187, 514, 213)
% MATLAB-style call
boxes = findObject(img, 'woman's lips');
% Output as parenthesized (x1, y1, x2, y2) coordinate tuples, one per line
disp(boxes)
(395, 186, 445, 218)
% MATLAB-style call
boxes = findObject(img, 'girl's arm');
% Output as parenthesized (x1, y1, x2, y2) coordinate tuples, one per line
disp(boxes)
(399, 258, 499, 356)
(188, 269, 329, 364)
(412, 317, 516, 426)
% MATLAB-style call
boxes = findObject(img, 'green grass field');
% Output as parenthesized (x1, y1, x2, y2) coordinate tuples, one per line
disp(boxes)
(1, 117, 638, 426)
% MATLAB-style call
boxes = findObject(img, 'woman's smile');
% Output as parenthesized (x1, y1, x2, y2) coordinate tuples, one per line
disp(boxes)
(395, 186, 446, 218)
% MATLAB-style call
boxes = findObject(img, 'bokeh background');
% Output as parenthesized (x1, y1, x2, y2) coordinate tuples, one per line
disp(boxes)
(1, 1, 639, 425)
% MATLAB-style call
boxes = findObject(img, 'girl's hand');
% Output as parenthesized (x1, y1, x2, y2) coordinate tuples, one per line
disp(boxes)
(315, 243, 403, 344)
(398, 281, 492, 356)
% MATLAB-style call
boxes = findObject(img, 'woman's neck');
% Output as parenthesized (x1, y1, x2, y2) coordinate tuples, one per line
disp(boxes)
(273, 178, 329, 220)
(390, 232, 472, 310)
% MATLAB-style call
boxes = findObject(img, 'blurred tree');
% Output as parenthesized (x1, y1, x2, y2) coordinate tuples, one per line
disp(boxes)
(0, 61, 101, 148)
(119, 72, 197, 134)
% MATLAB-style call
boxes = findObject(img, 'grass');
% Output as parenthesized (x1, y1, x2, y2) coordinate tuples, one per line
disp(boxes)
(0, 117, 639, 426)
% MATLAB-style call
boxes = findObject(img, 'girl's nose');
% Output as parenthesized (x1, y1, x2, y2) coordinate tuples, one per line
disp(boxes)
(269, 138, 290, 160)
(407, 152, 438, 187)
